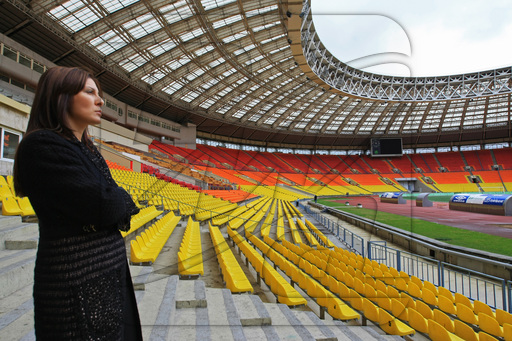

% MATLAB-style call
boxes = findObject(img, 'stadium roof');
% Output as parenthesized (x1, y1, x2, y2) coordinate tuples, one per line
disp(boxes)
(1, 0, 511, 149)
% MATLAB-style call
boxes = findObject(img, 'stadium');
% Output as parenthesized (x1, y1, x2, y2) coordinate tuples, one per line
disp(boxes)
(1, 0, 512, 340)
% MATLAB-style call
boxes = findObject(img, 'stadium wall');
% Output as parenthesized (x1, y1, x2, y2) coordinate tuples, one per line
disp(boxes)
(0, 93, 29, 175)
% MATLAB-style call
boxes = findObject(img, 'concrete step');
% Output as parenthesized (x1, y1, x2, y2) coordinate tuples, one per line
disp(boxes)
(205, 287, 246, 340)
(0, 249, 36, 299)
(0, 284, 35, 341)
(231, 293, 272, 327)
(0, 219, 38, 251)
(138, 275, 179, 341)
(0, 216, 23, 231)
(175, 278, 207, 309)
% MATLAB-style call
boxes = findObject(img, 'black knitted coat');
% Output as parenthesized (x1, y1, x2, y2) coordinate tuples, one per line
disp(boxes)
(16, 129, 143, 340)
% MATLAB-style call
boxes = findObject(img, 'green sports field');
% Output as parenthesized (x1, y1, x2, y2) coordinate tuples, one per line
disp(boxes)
(317, 197, 512, 257)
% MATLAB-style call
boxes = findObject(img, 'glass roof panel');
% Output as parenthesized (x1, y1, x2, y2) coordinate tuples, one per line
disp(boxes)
(124, 14, 162, 40)
(148, 39, 178, 57)
(161, 1, 194, 25)
(201, 0, 237, 10)
(212, 15, 243, 29)
(89, 30, 127, 55)
(100, 0, 139, 13)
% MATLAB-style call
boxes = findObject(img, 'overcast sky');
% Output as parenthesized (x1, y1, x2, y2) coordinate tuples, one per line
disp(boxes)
(311, 0, 512, 77)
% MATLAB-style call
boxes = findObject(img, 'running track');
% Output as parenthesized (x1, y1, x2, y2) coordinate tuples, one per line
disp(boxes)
(332, 196, 512, 239)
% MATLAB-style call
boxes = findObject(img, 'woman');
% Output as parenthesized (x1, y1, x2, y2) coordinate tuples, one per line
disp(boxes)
(13, 67, 143, 340)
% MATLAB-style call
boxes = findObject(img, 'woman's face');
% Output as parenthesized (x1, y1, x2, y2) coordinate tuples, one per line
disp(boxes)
(68, 78, 103, 133)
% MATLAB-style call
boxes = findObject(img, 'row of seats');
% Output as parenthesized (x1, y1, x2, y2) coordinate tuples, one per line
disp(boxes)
(195, 201, 238, 221)
(121, 205, 163, 237)
(296, 219, 319, 247)
(227, 228, 306, 306)
(305, 219, 335, 248)
(271, 237, 414, 335)
(130, 212, 181, 264)
(259, 199, 276, 237)
(253, 235, 361, 321)
(209, 223, 253, 293)
(282, 240, 510, 340)
(178, 217, 204, 276)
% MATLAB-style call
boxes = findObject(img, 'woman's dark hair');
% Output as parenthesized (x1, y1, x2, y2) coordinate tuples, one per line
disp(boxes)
(13, 66, 103, 196)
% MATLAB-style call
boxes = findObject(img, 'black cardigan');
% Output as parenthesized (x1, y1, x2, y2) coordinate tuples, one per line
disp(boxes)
(16, 129, 142, 340)
(17, 129, 139, 239)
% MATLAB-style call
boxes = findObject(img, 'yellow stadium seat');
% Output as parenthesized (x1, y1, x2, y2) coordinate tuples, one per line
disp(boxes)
(423, 280, 439, 296)
(433, 309, 455, 333)
(348, 289, 364, 311)
(496, 309, 512, 326)
(439, 286, 455, 303)
(408, 308, 429, 333)
(453, 319, 478, 341)
(327, 297, 360, 321)
(0, 183, 14, 200)
(455, 293, 474, 310)
(407, 281, 422, 299)
(428, 319, 464, 341)
(411, 275, 423, 288)
(456, 303, 478, 325)
(422, 287, 438, 307)
(390, 298, 408, 321)
(438, 294, 457, 315)
(374, 290, 392, 311)
(400, 292, 417, 310)
(354, 277, 365, 295)
(478, 312, 503, 338)
(474, 300, 495, 318)
(362, 298, 379, 323)
(415, 300, 433, 320)
(379, 308, 415, 336)
(503, 324, 512, 341)
(395, 277, 408, 291)
(2, 196, 22, 216)
(375, 279, 387, 294)
(16, 197, 36, 216)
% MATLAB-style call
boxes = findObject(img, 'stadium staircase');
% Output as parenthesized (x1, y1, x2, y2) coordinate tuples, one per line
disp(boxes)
(0, 213, 408, 341)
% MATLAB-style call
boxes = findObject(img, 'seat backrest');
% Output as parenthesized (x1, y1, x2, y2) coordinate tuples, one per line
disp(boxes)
(455, 292, 474, 309)
(456, 303, 478, 325)
(474, 300, 494, 317)
(438, 294, 457, 315)
(478, 312, 503, 338)
(428, 319, 451, 340)
(415, 300, 433, 320)
(407, 308, 428, 334)
(438, 286, 455, 302)
(454, 319, 478, 341)
(433, 309, 454, 333)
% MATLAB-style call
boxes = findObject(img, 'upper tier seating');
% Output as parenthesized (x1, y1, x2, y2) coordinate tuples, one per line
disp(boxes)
(493, 148, 512, 169)
(462, 150, 484, 171)
(360, 155, 394, 174)
(248, 151, 295, 173)
(435, 151, 466, 172)
(274, 153, 311, 173)
(477, 150, 495, 170)
(421, 153, 441, 172)
(408, 154, 432, 172)
(343, 155, 369, 174)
